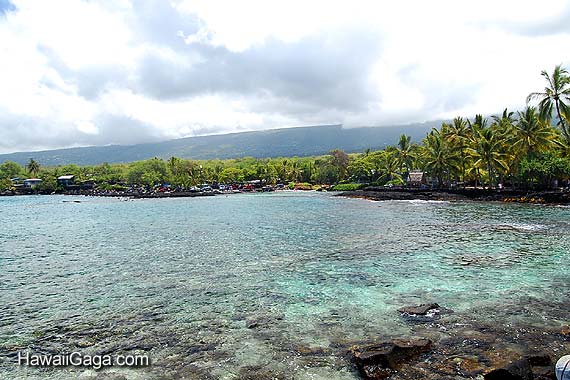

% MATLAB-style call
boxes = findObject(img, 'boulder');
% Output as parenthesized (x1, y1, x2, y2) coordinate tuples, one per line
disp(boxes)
(527, 353, 551, 367)
(484, 358, 533, 380)
(351, 338, 432, 379)
(533, 365, 557, 380)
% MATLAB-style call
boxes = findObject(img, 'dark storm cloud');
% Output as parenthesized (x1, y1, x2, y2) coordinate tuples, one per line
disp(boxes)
(134, 29, 383, 114)
(89, 114, 164, 145)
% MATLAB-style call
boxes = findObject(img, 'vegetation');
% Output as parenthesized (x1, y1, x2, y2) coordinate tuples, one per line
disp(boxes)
(1, 66, 570, 193)
(331, 183, 367, 191)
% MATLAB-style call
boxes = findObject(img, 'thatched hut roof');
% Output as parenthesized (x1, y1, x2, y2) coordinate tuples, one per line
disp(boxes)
(407, 171, 425, 183)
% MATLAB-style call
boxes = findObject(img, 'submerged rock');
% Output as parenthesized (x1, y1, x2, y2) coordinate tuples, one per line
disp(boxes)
(397, 303, 453, 324)
(245, 314, 284, 329)
(484, 358, 533, 380)
(484, 354, 554, 380)
(398, 303, 440, 315)
(350, 338, 432, 379)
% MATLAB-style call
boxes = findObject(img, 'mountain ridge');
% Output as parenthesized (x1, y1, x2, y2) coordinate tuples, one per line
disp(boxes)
(0, 123, 441, 166)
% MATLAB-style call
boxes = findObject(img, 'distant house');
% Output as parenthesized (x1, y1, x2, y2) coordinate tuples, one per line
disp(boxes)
(57, 175, 75, 188)
(406, 171, 426, 187)
(23, 178, 43, 188)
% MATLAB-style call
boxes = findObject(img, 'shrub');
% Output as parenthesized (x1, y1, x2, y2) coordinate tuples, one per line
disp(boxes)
(331, 183, 367, 191)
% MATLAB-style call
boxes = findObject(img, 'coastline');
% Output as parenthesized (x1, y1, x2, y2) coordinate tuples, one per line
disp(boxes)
(336, 187, 570, 205)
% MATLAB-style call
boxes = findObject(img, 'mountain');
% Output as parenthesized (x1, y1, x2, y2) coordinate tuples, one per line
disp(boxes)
(0, 123, 441, 166)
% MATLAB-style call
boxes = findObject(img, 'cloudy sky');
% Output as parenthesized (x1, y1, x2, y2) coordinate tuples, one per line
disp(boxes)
(0, 0, 569, 153)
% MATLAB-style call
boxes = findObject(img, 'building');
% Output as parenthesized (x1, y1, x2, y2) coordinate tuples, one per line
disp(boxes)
(406, 171, 426, 187)
(23, 178, 43, 188)
(57, 175, 75, 188)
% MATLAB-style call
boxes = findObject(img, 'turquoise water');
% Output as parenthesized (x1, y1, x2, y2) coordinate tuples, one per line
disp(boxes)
(0, 192, 569, 379)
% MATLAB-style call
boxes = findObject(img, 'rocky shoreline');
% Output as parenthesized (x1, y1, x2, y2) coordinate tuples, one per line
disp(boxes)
(345, 302, 569, 379)
(0, 189, 222, 198)
(4, 300, 568, 380)
(337, 187, 570, 205)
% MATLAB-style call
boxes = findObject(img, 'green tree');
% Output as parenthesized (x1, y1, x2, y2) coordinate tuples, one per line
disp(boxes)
(421, 128, 459, 187)
(347, 157, 374, 183)
(218, 167, 244, 184)
(527, 64, 570, 141)
(378, 151, 403, 184)
(0, 161, 24, 179)
(395, 134, 414, 173)
(467, 128, 509, 188)
(329, 149, 349, 180)
(26, 159, 40, 177)
(519, 152, 570, 188)
(0, 177, 13, 191)
(312, 158, 339, 184)
(127, 158, 168, 187)
(509, 107, 560, 157)
(443, 117, 470, 184)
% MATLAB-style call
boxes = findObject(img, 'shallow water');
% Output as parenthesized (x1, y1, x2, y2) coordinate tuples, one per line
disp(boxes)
(0, 192, 569, 379)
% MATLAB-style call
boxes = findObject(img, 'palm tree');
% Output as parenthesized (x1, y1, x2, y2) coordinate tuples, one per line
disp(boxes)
(467, 128, 509, 188)
(527, 65, 570, 141)
(378, 151, 403, 184)
(289, 161, 301, 182)
(561, 108, 570, 157)
(467, 114, 488, 133)
(422, 128, 459, 187)
(395, 134, 414, 173)
(492, 108, 515, 135)
(26, 159, 40, 177)
(444, 117, 470, 184)
(509, 107, 560, 157)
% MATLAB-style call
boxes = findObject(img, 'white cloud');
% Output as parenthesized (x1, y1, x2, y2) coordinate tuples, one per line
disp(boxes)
(0, 0, 569, 153)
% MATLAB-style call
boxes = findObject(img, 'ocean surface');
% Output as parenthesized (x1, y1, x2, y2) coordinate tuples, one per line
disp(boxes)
(0, 192, 569, 379)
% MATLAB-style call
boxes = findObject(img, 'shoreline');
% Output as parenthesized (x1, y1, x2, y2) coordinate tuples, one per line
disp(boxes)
(337, 187, 570, 205)
(4, 187, 570, 205)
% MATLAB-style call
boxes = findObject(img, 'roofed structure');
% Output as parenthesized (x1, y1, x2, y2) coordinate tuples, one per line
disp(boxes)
(406, 171, 426, 186)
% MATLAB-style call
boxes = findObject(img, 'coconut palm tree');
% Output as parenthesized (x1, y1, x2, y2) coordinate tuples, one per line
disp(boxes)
(467, 128, 509, 188)
(378, 151, 403, 184)
(560, 108, 570, 157)
(492, 108, 515, 135)
(26, 159, 40, 177)
(527, 65, 570, 141)
(467, 114, 488, 133)
(422, 128, 459, 187)
(395, 134, 414, 173)
(289, 161, 302, 182)
(509, 107, 560, 157)
(444, 117, 470, 184)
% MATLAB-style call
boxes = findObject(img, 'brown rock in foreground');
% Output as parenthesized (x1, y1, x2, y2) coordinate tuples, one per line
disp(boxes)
(350, 338, 432, 379)
(484, 354, 554, 380)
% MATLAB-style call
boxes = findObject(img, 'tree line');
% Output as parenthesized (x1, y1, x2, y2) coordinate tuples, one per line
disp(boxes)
(1, 65, 570, 192)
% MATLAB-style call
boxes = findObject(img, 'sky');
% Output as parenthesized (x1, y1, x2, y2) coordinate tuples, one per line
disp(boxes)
(0, 0, 569, 153)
